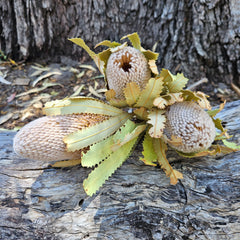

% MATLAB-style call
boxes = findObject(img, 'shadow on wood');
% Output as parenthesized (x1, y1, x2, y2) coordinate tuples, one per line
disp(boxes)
(0, 100, 240, 240)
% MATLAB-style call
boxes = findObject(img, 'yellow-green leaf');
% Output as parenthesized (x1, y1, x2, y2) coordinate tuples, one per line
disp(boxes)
(222, 140, 240, 150)
(110, 42, 128, 53)
(81, 119, 137, 167)
(181, 89, 201, 101)
(121, 32, 141, 50)
(142, 50, 159, 61)
(208, 101, 226, 117)
(147, 109, 166, 138)
(44, 97, 123, 116)
(64, 113, 130, 152)
(95, 40, 121, 48)
(111, 124, 146, 151)
(148, 59, 159, 75)
(160, 69, 188, 93)
(124, 82, 141, 106)
(69, 38, 96, 59)
(153, 138, 183, 184)
(83, 133, 139, 196)
(213, 118, 225, 132)
(135, 77, 164, 109)
(196, 91, 211, 110)
(140, 133, 157, 166)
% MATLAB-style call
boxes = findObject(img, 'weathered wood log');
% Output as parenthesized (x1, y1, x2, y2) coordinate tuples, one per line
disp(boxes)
(0, 100, 240, 240)
(0, 0, 240, 86)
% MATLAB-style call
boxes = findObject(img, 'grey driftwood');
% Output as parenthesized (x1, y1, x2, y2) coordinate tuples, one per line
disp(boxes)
(0, 100, 240, 240)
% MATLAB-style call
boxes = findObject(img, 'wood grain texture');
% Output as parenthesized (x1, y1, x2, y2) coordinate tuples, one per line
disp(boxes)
(0, 100, 240, 240)
(0, 0, 239, 85)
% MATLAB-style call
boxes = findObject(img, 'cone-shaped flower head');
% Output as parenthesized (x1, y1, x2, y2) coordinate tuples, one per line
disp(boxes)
(164, 101, 216, 153)
(13, 113, 108, 161)
(106, 46, 151, 98)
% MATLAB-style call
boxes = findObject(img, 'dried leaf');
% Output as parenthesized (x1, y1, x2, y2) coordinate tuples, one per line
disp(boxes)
(64, 113, 130, 152)
(0, 76, 11, 85)
(44, 97, 123, 116)
(148, 59, 159, 75)
(32, 71, 62, 87)
(83, 132, 138, 196)
(135, 77, 164, 109)
(0, 112, 13, 125)
(147, 109, 166, 138)
(79, 64, 97, 72)
(124, 82, 141, 106)
(88, 85, 104, 99)
(153, 138, 183, 184)
(140, 133, 157, 166)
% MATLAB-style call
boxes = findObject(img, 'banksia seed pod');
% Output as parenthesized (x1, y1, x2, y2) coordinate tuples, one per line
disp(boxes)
(106, 46, 151, 98)
(13, 114, 108, 161)
(164, 101, 216, 153)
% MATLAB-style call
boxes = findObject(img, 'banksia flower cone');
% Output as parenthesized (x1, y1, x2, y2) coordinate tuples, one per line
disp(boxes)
(106, 46, 151, 98)
(13, 114, 108, 161)
(164, 101, 216, 153)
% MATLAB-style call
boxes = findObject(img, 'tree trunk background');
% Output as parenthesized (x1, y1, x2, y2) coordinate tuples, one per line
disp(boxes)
(0, 0, 239, 86)
(0, 100, 240, 240)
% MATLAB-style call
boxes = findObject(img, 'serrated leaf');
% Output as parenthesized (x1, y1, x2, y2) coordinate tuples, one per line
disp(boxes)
(208, 101, 226, 117)
(64, 113, 130, 152)
(181, 89, 201, 101)
(153, 97, 168, 109)
(81, 120, 136, 167)
(212, 118, 225, 132)
(148, 59, 159, 75)
(140, 133, 157, 166)
(51, 159, 81, 168)
(222, 140, 240, 150)
(83, 133, 139, 196)
(133, 107, 149, 120)
(44, 97, 123, 116)
(124, 82, 141, 106)
(135, 77, 164, 108)
(160, 69, 188, 93)
(147, 109, 166, 138)
(196, 91, 211, 110)
(110, 42, 128, 53)
(167, 93, 184, 105)
(121, 32, 141, 50)
(95, 40, 121, 48)
(142, 50, 159, 61)
(111, 124, 146, 151)
(153, 138, 183, 184)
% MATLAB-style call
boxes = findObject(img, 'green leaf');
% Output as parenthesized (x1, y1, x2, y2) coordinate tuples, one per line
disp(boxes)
(147, 109, 166, 138)
(121, 32, 141, 50)
(153, 138, 183, 184)
(83, 133, 139, 196)
(213, 118, 225, 132)
(95, 40, 121, 48)
(81, 120, 137, 167)
(124, 82, 141, 106)
(135, 76, 164, 109)
(111, 124, 146, 151)
(140, 133, 158, 166)
(222, 140, 240, 150)
(133, 107, 149, 120)
(64, 113, 130, 152)
(44, 97, 123, 116)
(160, 69, 188, 93)
(181, 89, 200, 101)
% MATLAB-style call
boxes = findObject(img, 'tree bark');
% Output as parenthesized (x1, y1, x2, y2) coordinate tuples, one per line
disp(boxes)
(0, 100, 240, 240)
(0, 0, 239, 86)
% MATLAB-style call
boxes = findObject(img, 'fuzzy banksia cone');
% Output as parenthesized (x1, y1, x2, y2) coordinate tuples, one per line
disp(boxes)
(164, 101, 216, 153)
(13, 114, 108, 161)
(106, 46, 151, 98)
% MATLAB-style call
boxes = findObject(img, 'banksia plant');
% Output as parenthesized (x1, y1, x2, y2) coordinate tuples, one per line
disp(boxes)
(14, 33, 240, 196)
